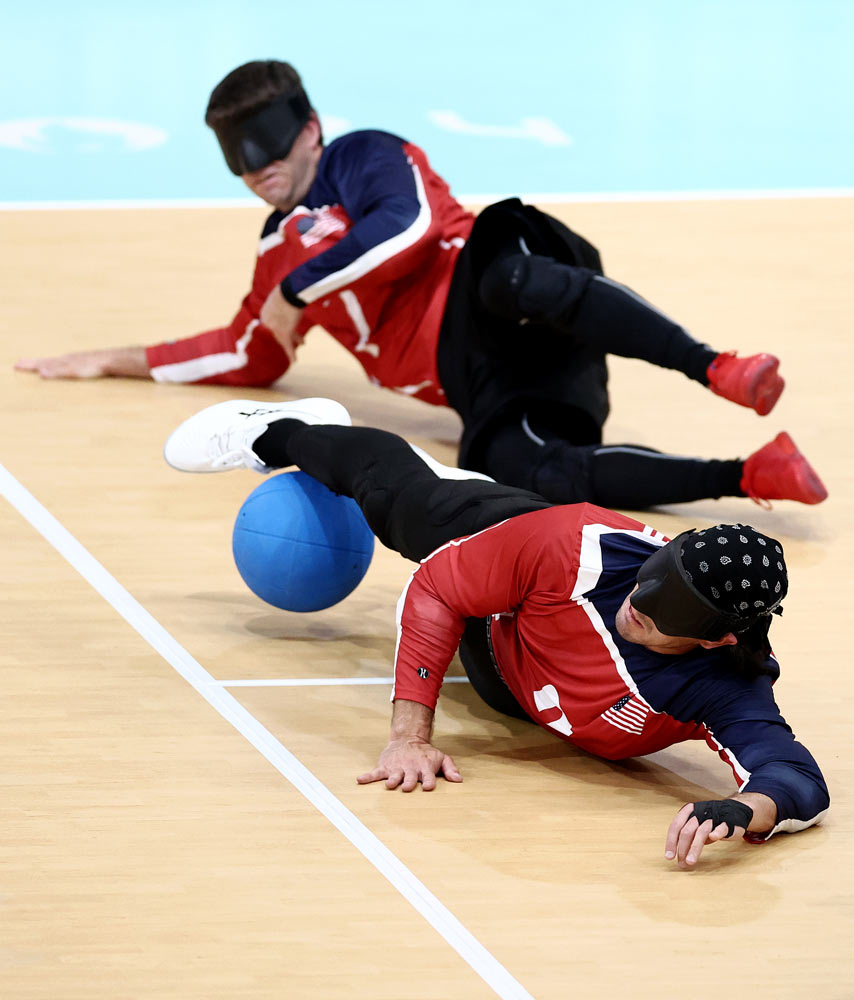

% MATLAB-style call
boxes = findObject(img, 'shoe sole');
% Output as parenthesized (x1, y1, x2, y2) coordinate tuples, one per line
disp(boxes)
(164, 397, 351, 473)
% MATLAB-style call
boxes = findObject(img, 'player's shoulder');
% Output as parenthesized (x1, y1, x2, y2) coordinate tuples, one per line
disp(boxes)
(533, 502, 654, 535)
(511, 504, 669, 580)
(319, 129, 414, 171)
(325, 128, 410, 152)
(495, 504, 650, 562)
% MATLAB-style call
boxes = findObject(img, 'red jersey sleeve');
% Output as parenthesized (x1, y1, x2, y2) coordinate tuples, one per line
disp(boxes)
(146, 304, 294, 386)
(392, 506, 596, 710)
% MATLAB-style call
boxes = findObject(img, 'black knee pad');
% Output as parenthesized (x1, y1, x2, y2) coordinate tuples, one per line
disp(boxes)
(481, 416, 598, 502)
(478, 253, 530, 320)
(478, 253, 595, 325)
(531, 440, 598, 504)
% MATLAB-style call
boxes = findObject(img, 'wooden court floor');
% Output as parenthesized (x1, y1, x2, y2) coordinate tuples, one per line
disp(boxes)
(1, 198, 852, 999)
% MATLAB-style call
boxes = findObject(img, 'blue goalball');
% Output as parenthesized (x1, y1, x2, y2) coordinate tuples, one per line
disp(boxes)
(232, 471, 375, 612)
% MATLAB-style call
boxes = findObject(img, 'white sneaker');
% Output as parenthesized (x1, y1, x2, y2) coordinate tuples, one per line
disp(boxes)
(407, 443, 495, 482)
(163, 397, 351, 473)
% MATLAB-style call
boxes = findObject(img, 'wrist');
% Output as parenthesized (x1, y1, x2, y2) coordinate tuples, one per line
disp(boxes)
(732, 792, 777, 832)
(105, 346, 150, 378)
(390, 698, 435, 742)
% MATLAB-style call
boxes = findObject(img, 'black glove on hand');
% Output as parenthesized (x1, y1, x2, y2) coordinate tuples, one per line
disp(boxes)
(688, 799, 754, 838)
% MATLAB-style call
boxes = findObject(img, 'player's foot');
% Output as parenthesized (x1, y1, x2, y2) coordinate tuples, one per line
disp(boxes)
(408, 443, 495, 482)
(740, 432, 828, 505)
(706, 351, 784, 415)
(163, 397, 351, 473)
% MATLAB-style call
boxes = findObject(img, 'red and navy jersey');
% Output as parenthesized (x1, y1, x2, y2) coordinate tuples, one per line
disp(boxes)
(146, 131, 474, 405)
(392, 503, 828, 841)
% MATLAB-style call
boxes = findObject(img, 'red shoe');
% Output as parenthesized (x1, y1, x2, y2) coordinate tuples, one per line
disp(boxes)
(741, 432, 828, 506)
(707, 351, 784, 415)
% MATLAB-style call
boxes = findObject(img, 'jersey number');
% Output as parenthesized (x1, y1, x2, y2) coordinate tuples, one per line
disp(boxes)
(533, 685, 573, 736)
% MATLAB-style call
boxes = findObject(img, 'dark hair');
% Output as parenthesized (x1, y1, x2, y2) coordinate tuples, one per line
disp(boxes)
(205, 60, 310, 129)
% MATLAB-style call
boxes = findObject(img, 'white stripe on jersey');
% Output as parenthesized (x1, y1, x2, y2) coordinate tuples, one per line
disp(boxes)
(296, 160, 433, 304)
(150, 320, 259, 383)
(258, 221, 286, 256)
(570, 522, 666, 603)
(570, 523, 665, 702)
(339, 289, 379, 356)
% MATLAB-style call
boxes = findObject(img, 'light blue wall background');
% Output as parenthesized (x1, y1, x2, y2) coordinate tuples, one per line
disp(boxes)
(1, 0, 851, 203)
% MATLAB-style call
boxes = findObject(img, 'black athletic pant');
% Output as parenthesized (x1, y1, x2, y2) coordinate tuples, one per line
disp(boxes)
(481, 412, 745, 507)
(469, 246, 744, 505)
(256, 423, 550, 560)
(253, 422, 543, 720)
(479, 251, 718, 383)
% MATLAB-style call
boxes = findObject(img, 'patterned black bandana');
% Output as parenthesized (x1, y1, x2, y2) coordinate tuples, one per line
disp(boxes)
(679, 524, 787, 620)
(632, 524, 788, 639)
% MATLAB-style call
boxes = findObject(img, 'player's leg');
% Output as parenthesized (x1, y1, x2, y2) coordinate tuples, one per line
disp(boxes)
(163, 397, 551, 562)
(258, 422, 551, 561)
(163, 397, 541, 718)
(255, 423, 545, 719)
(478, 251, 784, 416)
(480, 410, 827, 507)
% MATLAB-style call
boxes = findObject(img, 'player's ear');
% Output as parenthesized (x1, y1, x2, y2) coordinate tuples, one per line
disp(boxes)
(697, 632, 738, 650)
(304, 113, 323, 146)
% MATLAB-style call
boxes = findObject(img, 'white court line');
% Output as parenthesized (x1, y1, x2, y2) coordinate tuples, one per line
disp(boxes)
(1, 186, 852, 212)
(219, 676, 470, 687)
(466, 186, 854, 205)
(0, 462, 535, 1000)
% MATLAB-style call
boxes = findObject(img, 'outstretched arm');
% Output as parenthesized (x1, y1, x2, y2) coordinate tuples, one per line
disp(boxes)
(357, 699, 462, 791)
(14, 207, 322, 385)
(14, 307, 296, 386)
(660, 660, 829, 868)
(15, 346, 151, 379)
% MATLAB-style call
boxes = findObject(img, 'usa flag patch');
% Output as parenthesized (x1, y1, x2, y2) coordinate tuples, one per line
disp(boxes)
(601, 694, 649, 735)
(296, 207, 347, 248)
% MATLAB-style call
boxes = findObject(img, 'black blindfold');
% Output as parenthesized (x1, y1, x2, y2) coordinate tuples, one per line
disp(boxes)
(213, 89, 312, 175)
(631, 530, 777, 640)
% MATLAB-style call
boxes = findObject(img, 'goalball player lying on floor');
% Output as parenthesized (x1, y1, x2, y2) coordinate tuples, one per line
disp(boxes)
(163, 396, 830, 870)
